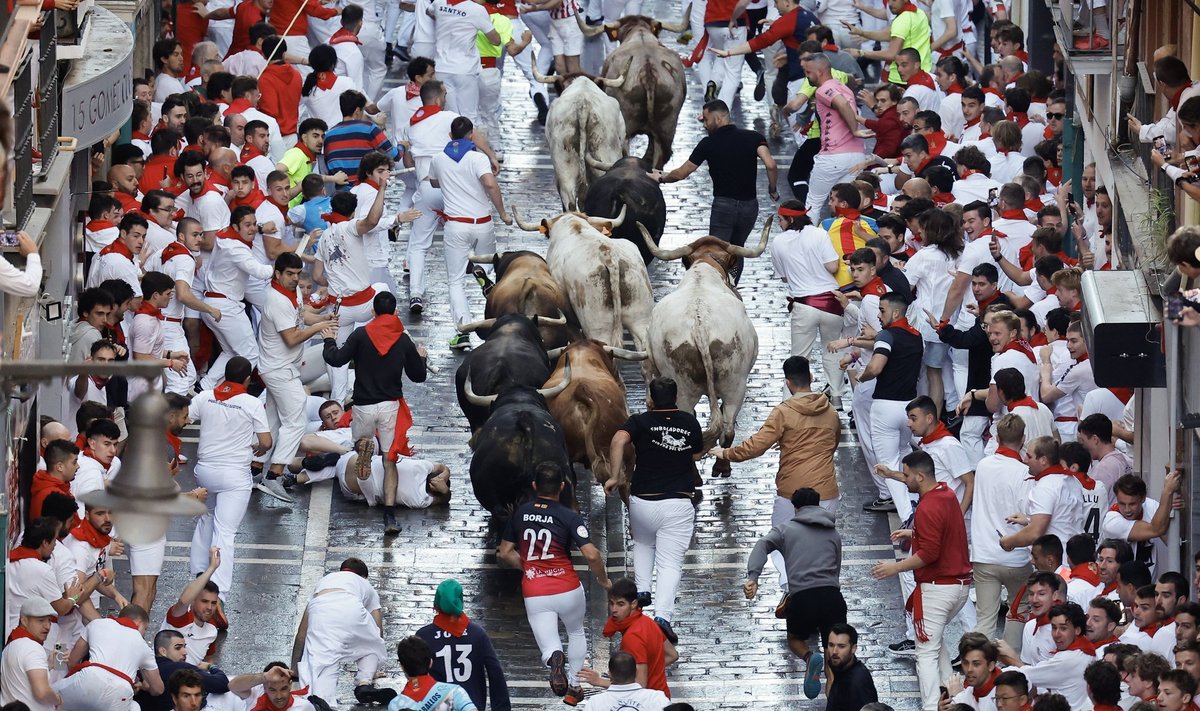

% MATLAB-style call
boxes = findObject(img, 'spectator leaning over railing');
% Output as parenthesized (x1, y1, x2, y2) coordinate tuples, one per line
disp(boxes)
(0, 231, 42, 298)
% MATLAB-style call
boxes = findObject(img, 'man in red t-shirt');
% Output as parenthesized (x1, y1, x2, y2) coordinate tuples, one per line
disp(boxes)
(870, 449, 972, 711)
(579, 579, 677, 698)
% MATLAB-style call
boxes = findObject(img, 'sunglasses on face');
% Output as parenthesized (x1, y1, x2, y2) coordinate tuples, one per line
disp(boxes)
(1047, 112, 1065, 120)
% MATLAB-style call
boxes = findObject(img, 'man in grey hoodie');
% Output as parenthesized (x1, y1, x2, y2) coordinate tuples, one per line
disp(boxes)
(744, 486, 846, 699)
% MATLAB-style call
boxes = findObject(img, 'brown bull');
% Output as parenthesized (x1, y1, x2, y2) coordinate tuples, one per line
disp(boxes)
(470, 250, 577, 349)
(577, 10, 688, 169)
(543, 339, 648, 487)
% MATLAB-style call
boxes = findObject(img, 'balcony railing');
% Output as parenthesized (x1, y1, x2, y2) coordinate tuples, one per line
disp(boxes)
(38, 8, 57, 175)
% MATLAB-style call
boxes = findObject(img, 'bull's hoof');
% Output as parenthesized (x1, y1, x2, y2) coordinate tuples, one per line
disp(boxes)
(711, 462, 731, 478)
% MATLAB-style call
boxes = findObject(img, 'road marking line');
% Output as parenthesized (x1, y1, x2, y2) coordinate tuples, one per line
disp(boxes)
(111, 555, 298, 566)
(296, 482, 333, 618)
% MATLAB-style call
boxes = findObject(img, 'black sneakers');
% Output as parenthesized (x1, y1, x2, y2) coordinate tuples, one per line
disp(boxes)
(862, 497, 897, 512)
(384, 508, 401, 536)
(353, 684, 398, 705)
(888, 638, 916, 656)
(654, 616, 678, 645)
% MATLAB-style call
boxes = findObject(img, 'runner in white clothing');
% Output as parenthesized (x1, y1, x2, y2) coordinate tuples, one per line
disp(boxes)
(428, 0, 500, 121)
(187, 357, 272, 605)
(1000, 437, 1085, 555)
(161, 547, 223, 663)
(0, 598, 62, 711)
(56, 606, 164, 711)
(351, 152, 423, 295)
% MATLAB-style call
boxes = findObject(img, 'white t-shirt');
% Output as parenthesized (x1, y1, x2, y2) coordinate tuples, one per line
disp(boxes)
(905, 245, 958, 342)
(920, 435, 974, 501)
(412, 0, 436, 46)
(1009, 648, 1094, 711)
(970, 451, 1032, 566)
(259, 286, 304, 371)
(1026, 472, 1085, 545)
(154, 73, 189, 102)
(333, 42, 365, 91)
(336, 453, 436, 509)
(0, 637, 54, 711)
(189, 388, 270, 474)
(404, 110, 459, 181)
(179, 188, 232, 235)
(316, 220, 374, 297)
(301, 76, 359, 130)
(951, 173, 1001, 206)
(430, 149, 494, 220)
(350, 181, 396, 268)
(81, 617, 157, 679)
(430, 0, 493, 75)
(84, 222, 120, 253)
(1119, 623, 1177, 660)
(377, 89, 420, 146)
(205, 233, 274, 301)
(85, 249, 141, 293)
(954, 233, 1022, 327)
(1101, 498, 1167, 577)
(144, 221, 176, 259)
(312, 570, 382, 612)
(770, 226, 840, 298)
(71, 454, 121, 517)
(4, 559, 59, 639)
(157, 247, 198, 320)
(130, 313, 165, 360)
(161, 608, 219, 666)
(1020, 618, 1055, 665)
(989, 152, 1026, 184)
(225, 49, 267, 78)
(990, 349, 1040, 404)
(1066, 576, 1103, 609)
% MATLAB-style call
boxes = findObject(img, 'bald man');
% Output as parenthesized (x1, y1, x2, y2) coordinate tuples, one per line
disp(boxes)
(108, 164, 144, 213)
(208, 148, 238, 186)
(225, 113, 247, 151)
(39, 420, 70, 468)
(902, 178, 932, 200)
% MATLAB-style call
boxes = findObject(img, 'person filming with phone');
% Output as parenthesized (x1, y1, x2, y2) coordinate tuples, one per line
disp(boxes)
(0, 230, 41, 297)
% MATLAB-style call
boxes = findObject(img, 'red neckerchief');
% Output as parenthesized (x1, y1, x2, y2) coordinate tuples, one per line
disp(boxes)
(86, 219, 116, 232)
(240, 144, 265, 163)
(907, 71, 937, 91)
(363, 178, 381, 191)
(977, 290, 1001, 311)
(99, 238, 136, 262)
(873, 192, 888, 208)
(224, 98, 255, 117)
(270, 279, 299, 307)
(7, 545, 43, 562)
(920, 422, 955, 445)
(1171, 84, 1189, 110)
(184, 63, 201, 84)
(1054, 636, 1096, 655)
(161, 241, 194, 266)
(997, 209, 1028, 222)
(946, 82, 964, 95)
(209, 173, 232, 191)
(410, 104, 442, 125)
(834, 206, 861, 221)
(433, 612, 470, 637)
(1093, 635, 1119, 649)
(193, 178, 225, 200)
(70, 516, 112, 548)
(250, 689, 310, 711)
(1000, 339, 1036, 363)
(1047, 165, 1062, 185)
(1013, 50, 1029, 63)
(405, 82, 421, 100)
(1007, 396, 1038, 412)
(214, 381, 248, 401)
(1029, 332, 1048, 347)
(82, 445, 113, 468)
(321, 212, 352, 223)
(925, 130, 948, 156)
(1110, 387, 1134, 404)
(973, 667, 1002, 699)
(889, 316, 920, 337)
(1005, 111, 1030, 128)
(821, 42, 839, 52)
(6, 627, 43, 644)
(996, 446, 1023, 462)
(364, 313, 406, 356)
(267, 197, 292, 225)
(402, 675, 440, 702)
(1070, 562, 1101, 586)
(295, 142, 317, 164)
(166, 430, 182, 467)
(131, 130, 152, 142)
(329, 28, 362, 45)
(964, 117, 981, 130)
(1031, 611, 1050, 631)
(1024, 198, 1043, 213)
(135, 301, 165, 320)
(112, 616, 140, 631)
(1043, 124, 1055, 140)
(897, 2, 918, 12)
(1102, 580, 1119, 595)
(1074, 353, 1089, 364)
(216, 225, 254, 247)
(232, 186, 267, 210)
(1140, 620, 1164, 638)
(860, 276, 888, 298)
(603, 606, 649, 638)
(313, 71, 338, 91)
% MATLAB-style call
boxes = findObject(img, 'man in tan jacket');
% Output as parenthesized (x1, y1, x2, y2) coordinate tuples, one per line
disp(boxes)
(711, 356, 841, 591)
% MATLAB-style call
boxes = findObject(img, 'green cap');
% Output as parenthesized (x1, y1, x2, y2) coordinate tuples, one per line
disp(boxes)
(434, 579, 464, 615)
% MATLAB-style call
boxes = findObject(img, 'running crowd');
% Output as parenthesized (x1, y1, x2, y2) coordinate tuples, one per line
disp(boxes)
(2, 0, 1197, 706)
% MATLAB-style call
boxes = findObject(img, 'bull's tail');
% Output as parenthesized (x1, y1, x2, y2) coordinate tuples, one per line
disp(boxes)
(698, 333, 723, 449)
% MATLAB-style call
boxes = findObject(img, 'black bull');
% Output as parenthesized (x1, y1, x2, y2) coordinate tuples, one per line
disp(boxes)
(454, 314, 555, 433)
(582, 157, 665, 265)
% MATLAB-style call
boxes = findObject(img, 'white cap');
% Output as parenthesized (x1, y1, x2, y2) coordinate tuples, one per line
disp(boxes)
(20, 598, 56, 618)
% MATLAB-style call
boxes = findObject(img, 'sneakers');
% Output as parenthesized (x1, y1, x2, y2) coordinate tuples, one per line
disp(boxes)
(383, 508, 401, 536)
(563, 686, 586, 706)
(353, 684, 398, 705)
(753, 68, 766, 101)
(1073, 33, 1109, 50)
(353, 438, 375, 480)
(302, 452, 341, 471)
(251, 468, 265, 487)
(256, 476, 296, 504)
(862, 497, 896, 512)
(888, 638, 916, 656)
(409, 296, 424, 314)
(654, 616, 678, 645)
(308, 694, 334, 711)
(177, 453, 188, 465)
(803, 651, 824, 699)
(637, 591, 652, 609)
(281, 472, 298, 489)
(472, 265, 494, 294)
(449, 333, 471, 350)
(547, 650, 568, 696)
(704, 80, 718, 102)
(534, 93, 549, 125)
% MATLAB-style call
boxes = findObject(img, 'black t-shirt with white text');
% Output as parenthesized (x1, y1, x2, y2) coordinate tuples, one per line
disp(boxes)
(619, 410, 704, 499)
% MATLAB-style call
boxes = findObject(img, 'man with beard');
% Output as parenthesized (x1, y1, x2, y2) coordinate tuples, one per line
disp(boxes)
(1096, 539, 1132, 601)
(1085, 597, 1122, 655)
(825, 623, 878, 711)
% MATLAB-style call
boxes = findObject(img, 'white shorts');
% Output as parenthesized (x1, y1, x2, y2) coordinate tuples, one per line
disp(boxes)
(55, 666, 138, 711)
(549, 15, 583, 56)
(128, 535, 168, 576)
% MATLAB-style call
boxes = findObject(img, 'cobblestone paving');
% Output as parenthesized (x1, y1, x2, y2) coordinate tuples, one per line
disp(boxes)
(106, 15, 935, 709)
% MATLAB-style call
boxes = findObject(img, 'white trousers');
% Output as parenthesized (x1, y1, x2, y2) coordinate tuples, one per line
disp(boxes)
(408, 182, 443, 300)
(705, 26, 746, 108)
(789, 303, 846, 399)
(914, 582, 970, 711)
(441, 72, 481, 123)
(525, 585, 587, 685)
(263, 365, 307, 467)
(510, 13, 553, 101)
(207, 19, 234, 55)
(629, 496, 695, 622)
(806, 152, 866, 218)
(55, 667, 138, 711)
(328, 284, 388, 403)
(163, 321, 196, 394)
(960, 415, 989, 466)
(479, 67, 503, 150)
(770, 495, 838, 592)
(200, 297, 258, 390)
(948, 346, 969, 403)
(359, 22, 387, 100)
(870, 397, 914, 520)
(299, 591, 388, 701)
(189, 463, 253, 599)
(444, 221, 496, 328)
(850, 377, 878, 472)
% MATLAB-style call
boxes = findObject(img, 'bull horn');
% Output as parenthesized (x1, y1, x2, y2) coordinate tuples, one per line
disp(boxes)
(574, 11, 608, 37)
(537, 356, 572, 398)
(469, 252, 496, 264)
(585, 204, 626, 230)
(464, 373, 499, 407)
(546, 346, 567, 360)
(727, 218, 772, 258)
(657, 4, 690, 32)
(584, 153, 613, 173)
(531, 64, 557, 85)
(534, 313, 568, 327)
(603, 345, 650, 361)
(636, 221, 693, 261)
(599, 73, 625, 88)
(456, 317, 497, 334)
(512, 207, 541, 232)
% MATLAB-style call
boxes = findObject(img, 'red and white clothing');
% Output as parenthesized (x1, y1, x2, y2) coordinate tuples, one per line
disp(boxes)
(1065, 563, 1103, 609)
(154, 72, 189, 102)
(1046, 353, 1097, 441)
(147, 242, 199, 395)
(1008, 638, 1097, 710)
(990, 213, 1036, 249)
(1020, 616, 1056, 664)
(1024, 466, 1085, 547)
(951, 172, 1001, 206)
(316, 217, 387, 402)
(260, 282, 307, 468)
(970, 449, 1032, 568)
(224, 47, 267, 78)
(296, 571, 387, 700)
(199, 229, 274, 389)
(376, 83, 422, 149)
(331, 30, 365, 91)
(128, 302, 167, 402)
(86, 240, 141, 293)
(918, 425, 974, 502)
(1101, 497, 1167, 577)
(1, 631, 55, 711)
(903, 71, 942, 112)
(71, 451, 121, 517)
(3, 551, 59, 640)
(300, 73, 359, 130)
(84, 219, 120, 254)
(431, 144, 497, 328)
(350, 179, 399, 290)
(240, 146, 276, 192)
(1119, 620, 1177, 659)
(988, 151, 1026, 185)
(336, 454, 438, 509)
(990, 342, 1041, 407)
(429, 0, 495, 121)
(160, 608, 218, 666)
(54, 617, 157, 711)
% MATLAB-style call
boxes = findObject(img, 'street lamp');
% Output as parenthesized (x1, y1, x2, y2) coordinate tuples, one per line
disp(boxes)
(78, 390, 206, 543)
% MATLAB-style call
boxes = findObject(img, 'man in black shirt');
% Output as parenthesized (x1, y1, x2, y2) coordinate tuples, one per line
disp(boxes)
(866, 235, 911, 299)
(653, 100, 779, 282)
(322, 291, 428, 534)
(825, 622, 878, 711)
(607, 377, 704, 645)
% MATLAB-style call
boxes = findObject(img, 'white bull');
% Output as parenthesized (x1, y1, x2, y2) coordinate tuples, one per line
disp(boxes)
(514, 207, 652, 371)
(638, 222, 771, 476)
(538, 72, 627, 211)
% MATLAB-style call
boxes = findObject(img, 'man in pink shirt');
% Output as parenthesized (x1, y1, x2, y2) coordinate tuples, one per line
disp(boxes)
(801, 53, 873, 218)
